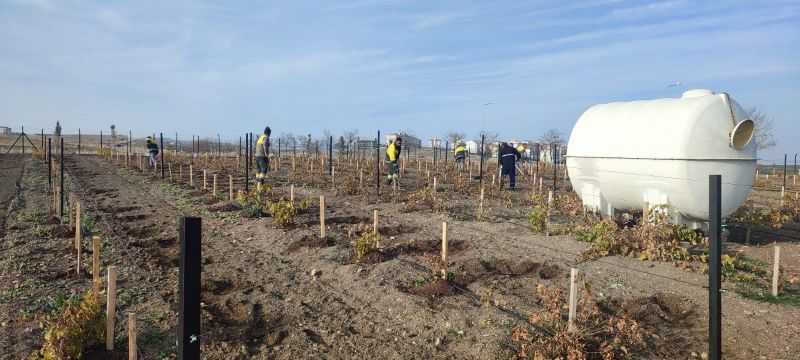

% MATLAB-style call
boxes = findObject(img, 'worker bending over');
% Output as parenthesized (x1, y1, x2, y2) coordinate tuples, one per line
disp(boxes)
(386, 137, 402, 184)
(454, 142, 467, 169)
(146, 136, 159, 170)
(255, 127, 271, 185)
(498, 142, 521, 190)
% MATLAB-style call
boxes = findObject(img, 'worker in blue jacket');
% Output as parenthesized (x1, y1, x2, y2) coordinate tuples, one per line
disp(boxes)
(498, 142, 521, 190)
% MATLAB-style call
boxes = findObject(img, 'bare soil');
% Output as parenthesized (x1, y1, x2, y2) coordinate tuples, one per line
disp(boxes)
(1, 154, 799, 359)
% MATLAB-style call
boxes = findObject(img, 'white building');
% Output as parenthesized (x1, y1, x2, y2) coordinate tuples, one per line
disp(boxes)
(386, 133, 421, 148)
(0, 126, 10, 134)
(428, 138, 442, 148)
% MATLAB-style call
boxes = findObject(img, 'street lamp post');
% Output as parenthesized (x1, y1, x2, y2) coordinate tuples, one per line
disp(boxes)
(481, 102, 494, 131)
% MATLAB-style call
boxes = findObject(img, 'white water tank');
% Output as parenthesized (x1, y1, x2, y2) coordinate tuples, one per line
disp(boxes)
(566, 89, 756, 227)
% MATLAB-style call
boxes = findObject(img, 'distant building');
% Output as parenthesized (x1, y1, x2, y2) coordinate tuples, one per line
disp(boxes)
(464, 140, 480, 154)
(385, 133, 421, 148)
(537, 143, 566, 163)
(357, 139, 378, 149)
(0, 126, 10, 134)
(428, 138, 442, 148)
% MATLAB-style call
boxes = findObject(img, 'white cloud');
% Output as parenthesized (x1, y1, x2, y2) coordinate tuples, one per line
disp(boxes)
(610, 0, 689, 20)
(97, 9, 131, 32)
(409, 11, 463, 30)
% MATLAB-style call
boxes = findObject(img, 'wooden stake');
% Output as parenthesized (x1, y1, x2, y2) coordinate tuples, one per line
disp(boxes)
(213, 174, 217, 195)
(441, 222, 448, 278)
(773, 246, 781, 297)
(568, 268, 578, 332)
(643, 201, 650, 222)
(546, 190, 553, 236)
(290, 184, 295, 205)
(128, 313, 137, 360)
(320, 195, 326, 238)
(203, 170, 207, 190)
(75, 201, 82, 250)
(479, 187, 484, 214)
(168, 163, 173, 180)
(781, 186, 785, 207)
(106, 266, 117, 350)
(189, 165, 194, 187)
(433, 176, 437, 191)
(229, 175, 233, 203)
(373, 209, 379, 235)
(93, 236, 100, 295)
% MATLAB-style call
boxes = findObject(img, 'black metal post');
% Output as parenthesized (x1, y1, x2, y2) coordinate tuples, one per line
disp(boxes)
(59, 138, 64, 222)
(175, 132, 179, 154)
(78, 128, 81, 154)
(160, 133, 165, 179)
(278, 138, 281, 159)
(445, 141, 449, 165)
(795, 154, 797, 175)
(293, 138, 297, 158)
(100, 131, 103, 150)
(246, 133, 255, 183)
(239, 136, 242, 165)
(41, 129, 44, 150)
(708, 174, 722, 360)
(178, 216, 202, 360)
(376, 131, 380, 195)
(783, 154, 787, 189)
(21, 126, 25, 154)
(479, 135, 485, 185)
(47, 138, 52, 187)
(433, 141, 437, 168)
(329, 136, 333, 176)
(217, 134, 221, 156)
(245, 133, 250, 192)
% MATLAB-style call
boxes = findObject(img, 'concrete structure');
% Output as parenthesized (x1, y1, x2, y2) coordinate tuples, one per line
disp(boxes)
(566, 89, 756, 226)
(0, 126, 10, 134)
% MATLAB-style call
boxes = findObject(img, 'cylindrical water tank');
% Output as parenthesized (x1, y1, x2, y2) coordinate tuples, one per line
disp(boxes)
(566, 89, 756, 226)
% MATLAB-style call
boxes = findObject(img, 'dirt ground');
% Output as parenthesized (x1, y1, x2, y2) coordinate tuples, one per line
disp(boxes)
(2, 154, 799, 359)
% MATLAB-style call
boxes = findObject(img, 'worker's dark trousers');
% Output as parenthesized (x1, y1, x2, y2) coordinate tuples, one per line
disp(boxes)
(501, 164, 515, 189)
(256, 156, 269, 183)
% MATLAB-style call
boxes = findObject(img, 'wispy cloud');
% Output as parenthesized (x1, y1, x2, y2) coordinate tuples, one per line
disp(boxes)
(610, 0, 689, 20)
(409, 11, 463, 30)
(0, 1, 797, 159)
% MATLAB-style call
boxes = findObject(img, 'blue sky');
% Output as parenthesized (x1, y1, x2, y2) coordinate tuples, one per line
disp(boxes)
(1, 0, 798, 162)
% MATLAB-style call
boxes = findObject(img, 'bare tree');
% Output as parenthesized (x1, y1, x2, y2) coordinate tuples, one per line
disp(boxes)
(445, 131, 466, 145)
(746, 106, 777, 150)
(475, 130, 499, 144)
(539, 128, 564, 147)
(343, 129, 359, 156)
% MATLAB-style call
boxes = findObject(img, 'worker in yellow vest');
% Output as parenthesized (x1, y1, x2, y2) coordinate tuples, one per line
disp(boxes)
(385, 137, 402, 184)
(454, 142, 467, 169)
(255, 127, 271, 185)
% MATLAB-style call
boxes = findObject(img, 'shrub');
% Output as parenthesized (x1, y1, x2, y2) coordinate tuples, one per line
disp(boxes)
(266, 198, 297, 228)
(354, 231, 381, 259)
(527, 193, 548, 233)
(511, 283, 645, 360)
(29, 288, 105, 360)
(576, 209, 705, 265)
